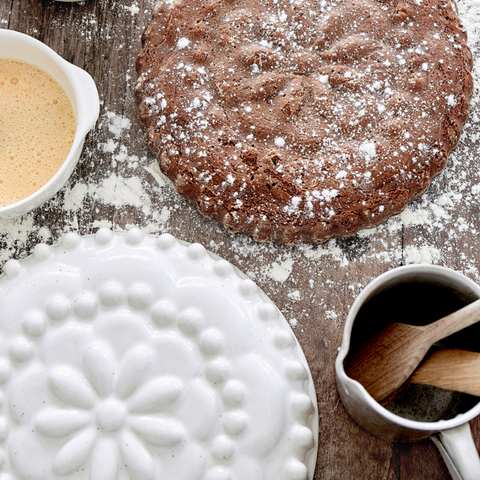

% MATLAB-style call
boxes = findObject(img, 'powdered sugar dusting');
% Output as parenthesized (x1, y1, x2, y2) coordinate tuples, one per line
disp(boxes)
(177, 38, 191, 50)
(359, 142, 376, 158)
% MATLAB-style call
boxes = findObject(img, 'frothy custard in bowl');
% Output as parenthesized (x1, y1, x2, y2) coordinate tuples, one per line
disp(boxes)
(0, 58, 76, 207)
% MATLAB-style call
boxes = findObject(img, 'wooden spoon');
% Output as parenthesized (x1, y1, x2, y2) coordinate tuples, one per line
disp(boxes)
(409, 348, 480, 397)
(345, 298, 480, 402)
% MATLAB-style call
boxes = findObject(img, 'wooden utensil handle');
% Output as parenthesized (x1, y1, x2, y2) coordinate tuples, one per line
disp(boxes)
(410, 348, 480, 397)
(426, 298, 480, 343)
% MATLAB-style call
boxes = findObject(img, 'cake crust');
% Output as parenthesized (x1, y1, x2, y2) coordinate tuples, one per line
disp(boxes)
(136, 0, 473, 244)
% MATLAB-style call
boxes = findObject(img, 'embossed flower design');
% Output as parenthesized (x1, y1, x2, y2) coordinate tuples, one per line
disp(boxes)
(34, 341, 186, 480)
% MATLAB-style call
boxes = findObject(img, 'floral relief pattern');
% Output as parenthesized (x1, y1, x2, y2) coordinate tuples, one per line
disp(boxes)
(0, 232, 317, 480)
(34, 341, 187, 480)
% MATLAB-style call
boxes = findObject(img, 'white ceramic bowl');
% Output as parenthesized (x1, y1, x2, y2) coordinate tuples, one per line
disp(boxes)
(0, 29, 99, 219)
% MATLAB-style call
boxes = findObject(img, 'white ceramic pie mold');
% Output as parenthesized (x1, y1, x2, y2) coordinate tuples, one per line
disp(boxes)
(0, 229, 318, 480)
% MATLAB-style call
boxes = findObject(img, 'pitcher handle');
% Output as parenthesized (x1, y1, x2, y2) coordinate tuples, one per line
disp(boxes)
(431, 423, 480, 480)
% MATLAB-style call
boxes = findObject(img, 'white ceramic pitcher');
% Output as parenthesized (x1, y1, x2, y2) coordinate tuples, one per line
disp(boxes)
(336, 265, 480, 480)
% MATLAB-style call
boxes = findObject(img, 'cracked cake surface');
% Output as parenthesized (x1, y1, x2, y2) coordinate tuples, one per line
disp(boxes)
(135, 0, 473, 244)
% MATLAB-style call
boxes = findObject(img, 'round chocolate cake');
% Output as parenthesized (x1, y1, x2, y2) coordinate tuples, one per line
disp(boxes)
(135, 0, 473, 244)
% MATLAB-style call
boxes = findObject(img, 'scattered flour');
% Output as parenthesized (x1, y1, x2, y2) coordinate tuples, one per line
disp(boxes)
(398, 207, 431, 227)
(404, 246, 441, 265)
(123, 3, 140, 15)
(269, 258, 294, 282)
(287, 290, 301, 302)
(325, 311, 338, 321)
(289, 318, 298, 328)
(144, 161, 167, 187)
(64, 183, 89, 211)
(105, 111, 131, 137)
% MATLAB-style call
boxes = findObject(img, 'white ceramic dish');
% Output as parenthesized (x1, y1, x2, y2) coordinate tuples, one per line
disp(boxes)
(0, 29, 99, 220)
(0, 229, 318, 480)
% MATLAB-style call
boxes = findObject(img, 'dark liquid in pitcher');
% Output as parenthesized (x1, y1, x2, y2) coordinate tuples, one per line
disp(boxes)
(348, 281, 480, 422)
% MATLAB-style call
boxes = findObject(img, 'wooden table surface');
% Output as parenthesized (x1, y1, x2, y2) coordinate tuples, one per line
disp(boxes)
(1, 0, 480, 478)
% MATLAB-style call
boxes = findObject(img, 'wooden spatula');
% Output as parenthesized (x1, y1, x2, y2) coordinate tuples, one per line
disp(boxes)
(409, 348, 480, 397)
(345, 298, 480, 402)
